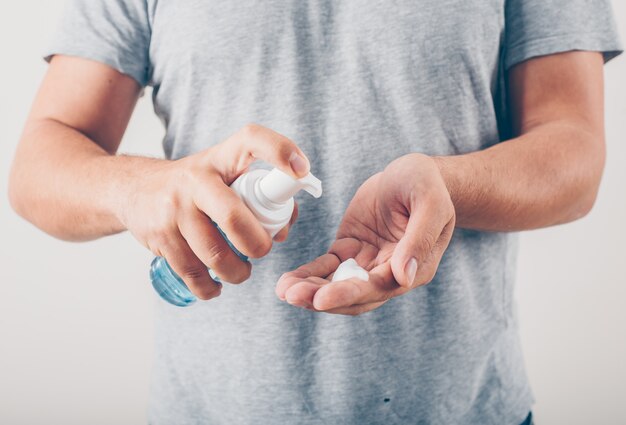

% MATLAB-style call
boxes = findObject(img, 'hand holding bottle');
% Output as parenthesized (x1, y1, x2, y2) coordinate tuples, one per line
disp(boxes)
(118, 124, 311, 301)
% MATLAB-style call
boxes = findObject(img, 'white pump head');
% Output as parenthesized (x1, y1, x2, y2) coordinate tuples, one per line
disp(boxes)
(258, 168, 322, 204)
(230, 166, 323, 237)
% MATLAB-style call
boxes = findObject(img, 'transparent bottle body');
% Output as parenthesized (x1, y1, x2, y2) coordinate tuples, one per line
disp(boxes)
(150, 226, 248, 307)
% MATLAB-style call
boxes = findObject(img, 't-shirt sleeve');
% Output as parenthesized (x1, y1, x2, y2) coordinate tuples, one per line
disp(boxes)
(44, 0, 151, 87)
(504, 0, 623, 70)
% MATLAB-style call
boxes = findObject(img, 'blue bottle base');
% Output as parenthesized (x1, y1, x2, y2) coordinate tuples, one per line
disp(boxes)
(150, 225, 249, 307)
(150, 257, 197, 307)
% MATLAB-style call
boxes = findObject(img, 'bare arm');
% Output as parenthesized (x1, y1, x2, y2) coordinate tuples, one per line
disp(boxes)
(277, 51, 609, 315)
(8, 55, 311, 300)
(8, 56, 144, 241)
(435, 51, 605, 231)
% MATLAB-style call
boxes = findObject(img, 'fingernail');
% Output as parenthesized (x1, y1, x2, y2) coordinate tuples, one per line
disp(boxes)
(404, 257, 418, 287)
(289, 152, 309, 176)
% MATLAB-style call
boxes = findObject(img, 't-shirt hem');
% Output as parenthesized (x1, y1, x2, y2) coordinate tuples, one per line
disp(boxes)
(43, 47, 149, 87)
(505, 31, 624, 69)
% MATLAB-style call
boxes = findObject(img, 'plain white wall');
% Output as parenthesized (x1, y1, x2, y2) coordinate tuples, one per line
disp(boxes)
(0, 1, 624, 424)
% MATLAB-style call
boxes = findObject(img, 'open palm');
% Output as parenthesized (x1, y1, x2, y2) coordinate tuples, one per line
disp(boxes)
(276, 154, 456, 315)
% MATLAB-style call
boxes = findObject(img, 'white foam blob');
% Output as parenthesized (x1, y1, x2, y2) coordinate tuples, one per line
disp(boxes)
(331, 258, 369, 282)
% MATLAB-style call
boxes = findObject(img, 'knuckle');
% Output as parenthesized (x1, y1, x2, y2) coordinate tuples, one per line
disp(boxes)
(151, 232, 173, 252)
(204, 242, 230, 265)
(181, 264, 208, 281)
(180, 164, 203, 187)
(420, 230, 438, 255)
(241, 122, 262, 138)
(274, 136, 295, 156)
(178, 264, 220, 301)
(221, 207, 244, 230)
(159, 193, 180, 220)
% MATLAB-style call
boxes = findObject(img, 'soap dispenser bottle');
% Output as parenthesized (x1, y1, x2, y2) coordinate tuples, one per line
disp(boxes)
(150, 167, 323, 307)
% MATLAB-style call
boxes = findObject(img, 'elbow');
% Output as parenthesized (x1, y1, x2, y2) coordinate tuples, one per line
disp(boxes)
(7, 162, 27, 220)
(567, 184, 600, 222)
(8, 159, 80, 242)
(8, 164, 43, 232)
(560, 139, 606, 223)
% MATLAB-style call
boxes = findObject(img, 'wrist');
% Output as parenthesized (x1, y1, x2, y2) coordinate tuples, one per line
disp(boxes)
(432, 155, 464, 208)
(432, 155, 451, 189)
(97, 154, 171, 231)
(432, 153, 495, 230)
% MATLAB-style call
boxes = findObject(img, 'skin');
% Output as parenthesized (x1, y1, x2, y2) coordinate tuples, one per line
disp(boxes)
(9, 56, 306, 300)
(276, 51, 606, 315)
(276, 154, 455, 314)
(9, 51, 605, 311)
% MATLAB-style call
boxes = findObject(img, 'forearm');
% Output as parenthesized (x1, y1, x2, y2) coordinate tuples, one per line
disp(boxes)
(434, 120, 605, 231)
(9, 118, 165, 241)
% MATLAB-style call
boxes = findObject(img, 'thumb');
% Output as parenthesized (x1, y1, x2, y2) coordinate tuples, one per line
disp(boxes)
(390, 205, 448, 288)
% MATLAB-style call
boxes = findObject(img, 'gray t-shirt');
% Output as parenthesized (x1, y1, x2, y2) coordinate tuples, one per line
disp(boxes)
(46, 1, 622, 424)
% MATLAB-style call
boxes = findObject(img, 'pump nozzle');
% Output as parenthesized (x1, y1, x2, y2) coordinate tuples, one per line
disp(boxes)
(258, 168, 322, 204)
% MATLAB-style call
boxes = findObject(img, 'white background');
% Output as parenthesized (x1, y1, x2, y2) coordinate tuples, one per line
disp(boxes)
(0, 1, 624, 424)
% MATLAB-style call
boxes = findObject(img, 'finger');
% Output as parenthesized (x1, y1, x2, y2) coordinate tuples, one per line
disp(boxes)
(405, 218, 455, 287)
(160, 232, 222, 301)
(212, 123, 311, 183)
(391, 198, 455, 288)
(312, 262, 400, 311)
(275, 238, 373, 303)
(275, 254, 339, 304)
(178, 208, 251, 284)
(319, 301, 387, 316)
(193, 175, 273, 259)
(275, 253, 340, 300)
(273, 202, 298, 243)
(284, 277, 327, 308)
